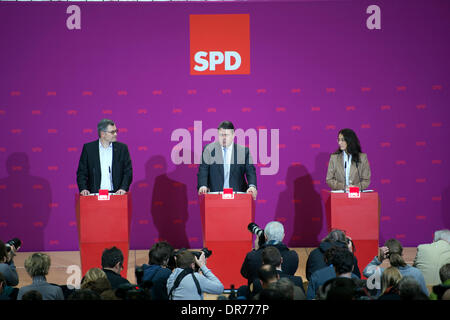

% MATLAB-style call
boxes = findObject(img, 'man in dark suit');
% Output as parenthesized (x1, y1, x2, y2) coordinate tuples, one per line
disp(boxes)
(76, 119, 132, 195)
(197, 121, 257, 199)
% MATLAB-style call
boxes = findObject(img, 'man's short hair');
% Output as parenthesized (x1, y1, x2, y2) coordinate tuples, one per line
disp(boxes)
(21, 290, 43, 301)
(268, 278, 294, 300)
(398, 276, 429, 300)
(101, 247, 124, 269)
(264, 221, 285, 242)
(323, 246, 339, 265)
(439, 263, 450, 283)
(323, 277, 356, 300)
(175, 250, 195, 269)
(217, 121, 235, 131)
(262, 246, 282, 267)
(148, 241, 174, 266)
(24, 253, 51, 277)
(331, 247, 354, 275)
(97, 119, 115, 137)
(257, 264, 278, 284)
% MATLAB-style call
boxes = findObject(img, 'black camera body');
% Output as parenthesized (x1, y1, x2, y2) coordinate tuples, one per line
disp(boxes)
(192, 247, 212, 259)
(5, 238, 21, 253)
(172, 248, 213, 272)
(248, 222, 266, 248)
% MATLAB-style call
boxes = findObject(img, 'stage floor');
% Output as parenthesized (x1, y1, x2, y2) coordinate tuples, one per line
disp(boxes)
(11, 247, 418, 299)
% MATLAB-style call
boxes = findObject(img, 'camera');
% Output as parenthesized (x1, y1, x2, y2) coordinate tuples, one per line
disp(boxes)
(172, 248, 213, 272)
(115, 283, 151, 300)
(192, 247, 212, 259)
(5, 238, 21, 253)
(248, 222, 266, 248)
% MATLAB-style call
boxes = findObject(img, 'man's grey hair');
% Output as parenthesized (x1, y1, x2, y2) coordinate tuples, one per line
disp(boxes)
(97, 119, 115, 137)
(434, 229, 450, 243)
(264, 221, 285, 242)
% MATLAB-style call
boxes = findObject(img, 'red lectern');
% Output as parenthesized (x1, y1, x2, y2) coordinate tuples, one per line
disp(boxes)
(75, 194, 132, 278)
(200, 193, 255, 289)
(321, 190, 380, 278)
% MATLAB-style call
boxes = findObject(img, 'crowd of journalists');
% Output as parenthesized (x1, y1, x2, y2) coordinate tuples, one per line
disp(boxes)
(0, 222, 449, 301)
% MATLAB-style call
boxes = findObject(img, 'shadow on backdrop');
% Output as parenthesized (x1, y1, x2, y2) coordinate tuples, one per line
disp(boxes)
(275, 163, 324, 247)
(0, 152, 51, 251)
(443, 185, 450, 230)
(131, 155, 190, 250)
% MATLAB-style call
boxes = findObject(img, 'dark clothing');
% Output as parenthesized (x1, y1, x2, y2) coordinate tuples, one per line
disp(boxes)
(103, 269, 130, 289)
(77, 140, 133, 193)
(141, 264, 172, 300)
(0, 285, 17, 300)
(251, 270, 305, 297)
(0, 261, 19, 287)
(241, 242, 299, 283)
(305, 240, 361, 281)
(197, 142, 257, 192)
(430, 281, 450, 300)
(378, 287, 402, 300)
(279, 272, 305, 294)
(306, 265, 360, 300)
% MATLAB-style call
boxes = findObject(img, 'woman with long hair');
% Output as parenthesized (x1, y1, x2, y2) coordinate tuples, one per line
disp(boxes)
(363, 238, 429, 296)
(326, 128, 371, 192)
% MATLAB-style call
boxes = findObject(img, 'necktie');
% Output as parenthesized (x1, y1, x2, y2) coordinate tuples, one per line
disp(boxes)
(223, 147, 230, 189)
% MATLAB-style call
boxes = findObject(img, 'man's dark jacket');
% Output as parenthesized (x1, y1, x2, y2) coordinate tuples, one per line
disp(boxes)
(305, 240, 361, 281)
(240, 242, 299, 283)
(77, 140, 132, 193)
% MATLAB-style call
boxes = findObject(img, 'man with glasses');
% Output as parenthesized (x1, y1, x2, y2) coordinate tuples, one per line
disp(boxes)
(197, 120, 257, 199)
(77, 119, 132, 195)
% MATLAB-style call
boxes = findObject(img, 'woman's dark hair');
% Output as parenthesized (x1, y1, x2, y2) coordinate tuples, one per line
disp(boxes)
(218, 121, 235, 131)
(334, 128, 362, 163)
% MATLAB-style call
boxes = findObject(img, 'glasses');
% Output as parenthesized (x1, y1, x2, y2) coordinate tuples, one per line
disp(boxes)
(105, 130, 118, 135)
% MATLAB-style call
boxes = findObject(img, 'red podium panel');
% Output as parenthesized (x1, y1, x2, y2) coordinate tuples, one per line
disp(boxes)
(321, 190, 380, 278)
(200, 193, 255, 289)
(75, 194, 132, 278)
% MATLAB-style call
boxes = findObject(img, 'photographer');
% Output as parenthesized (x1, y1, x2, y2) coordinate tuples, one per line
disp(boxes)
(241, 221, 299, 284)
(305, 229, 360, 281)
(0, 240, 19, 287)
(139, 241, 174, 300)
(166, 250, 224, 300)
(17, 252, 64, 300)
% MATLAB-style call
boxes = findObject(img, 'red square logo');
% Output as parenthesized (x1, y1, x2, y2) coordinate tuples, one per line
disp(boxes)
(190, 14, 250, 75)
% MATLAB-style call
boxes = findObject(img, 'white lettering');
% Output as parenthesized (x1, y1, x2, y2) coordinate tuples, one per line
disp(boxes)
(193, 51, 208, 71)
(225, 51, 241, 71)
(366, 5, 381, 30)
(66, 5, 81, 30)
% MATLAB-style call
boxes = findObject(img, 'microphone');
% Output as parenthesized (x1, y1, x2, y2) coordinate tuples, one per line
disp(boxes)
(344, 160, 347, 191)
(93, 167, 97, 194)
(109, 166, 113, 192)
(356, 161, 364, 192)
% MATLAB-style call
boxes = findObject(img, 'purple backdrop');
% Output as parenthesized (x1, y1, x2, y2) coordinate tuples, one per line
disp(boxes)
(0, 1, 449, 252)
